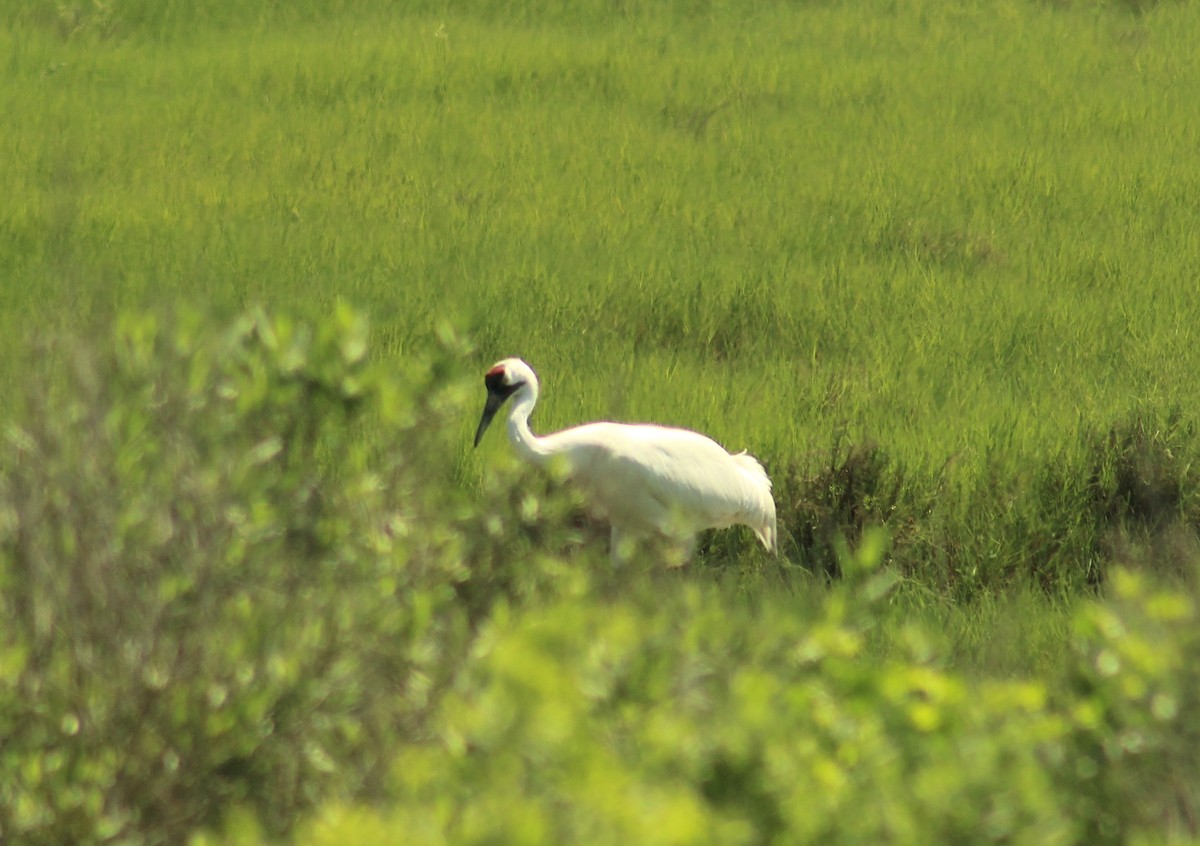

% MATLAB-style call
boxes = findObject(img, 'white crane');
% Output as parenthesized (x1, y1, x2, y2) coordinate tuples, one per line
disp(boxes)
(473, 358, 777, 565)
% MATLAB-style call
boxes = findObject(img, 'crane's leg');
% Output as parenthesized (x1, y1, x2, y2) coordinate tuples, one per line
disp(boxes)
(665, 534, 696, 568)
(610, 526, 631, 568)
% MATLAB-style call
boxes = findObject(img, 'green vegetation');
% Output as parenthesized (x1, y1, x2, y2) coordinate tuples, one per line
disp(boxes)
(3, 0, 1200, 842)
(5, 0, 1200, 590)
(3, 314, 1199, 845)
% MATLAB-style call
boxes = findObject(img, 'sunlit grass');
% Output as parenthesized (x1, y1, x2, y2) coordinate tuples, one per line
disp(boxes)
(3, 0, 1200, 595)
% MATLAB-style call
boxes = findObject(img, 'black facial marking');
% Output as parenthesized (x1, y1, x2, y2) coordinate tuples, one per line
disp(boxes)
(485, 371, 525, 400)
(475, 375, 525, 447)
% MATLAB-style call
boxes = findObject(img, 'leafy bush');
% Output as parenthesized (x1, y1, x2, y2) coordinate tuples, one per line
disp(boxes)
(0, 307, 574, 846)
(1064, 568, 1200, 843)
(294, 537, 1081, 846)
(281, 548, 1200, 846)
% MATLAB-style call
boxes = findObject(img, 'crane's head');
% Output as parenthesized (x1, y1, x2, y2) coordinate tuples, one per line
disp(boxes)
(473, 358, 538, 447)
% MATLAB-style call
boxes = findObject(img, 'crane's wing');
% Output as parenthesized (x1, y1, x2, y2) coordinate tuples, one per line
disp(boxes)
(543, 422, 777, 551)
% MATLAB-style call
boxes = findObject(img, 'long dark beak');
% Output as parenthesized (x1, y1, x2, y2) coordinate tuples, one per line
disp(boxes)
(473, 390, 506, 447)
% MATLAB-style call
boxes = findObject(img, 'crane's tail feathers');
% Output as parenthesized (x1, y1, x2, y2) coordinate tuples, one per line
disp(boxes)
(731, 452, 773, 489)
(733, 452, 778, 554)
(760, 515, 779, 554)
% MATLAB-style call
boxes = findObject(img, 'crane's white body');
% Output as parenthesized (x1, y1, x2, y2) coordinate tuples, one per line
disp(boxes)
(474, 358, 777, 565)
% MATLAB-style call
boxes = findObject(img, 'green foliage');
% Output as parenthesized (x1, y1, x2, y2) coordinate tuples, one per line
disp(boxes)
(1064, 569, 1200, 842)
(380, 541, 1075, 846)
(286, 545, 1200, 846)
(0, 307, 578, 846)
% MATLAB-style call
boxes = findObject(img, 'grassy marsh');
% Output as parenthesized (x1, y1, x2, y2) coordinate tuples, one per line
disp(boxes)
(6, 0, 1200, 586)
(5, 1, 1200, 841)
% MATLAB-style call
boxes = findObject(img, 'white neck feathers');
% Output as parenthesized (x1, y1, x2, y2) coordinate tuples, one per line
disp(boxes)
(506, 385, 553, 463)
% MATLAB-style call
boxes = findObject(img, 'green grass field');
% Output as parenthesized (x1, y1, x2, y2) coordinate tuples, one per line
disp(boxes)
(6, 0, 1200, 588)
(4, 0, 1200, 843)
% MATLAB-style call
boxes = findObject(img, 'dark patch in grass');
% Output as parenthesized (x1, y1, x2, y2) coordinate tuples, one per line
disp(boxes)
(1085, 411, 1200, 584)
(1089, 414, 1190, 530)
(23, 0, 122, 41)
(755, 412, 1200, 597)
(1038, 0, 1164, 13)
(628, 281, 788, 363)
(778, 438, 909, 579)
(660, 98, 731, 139)
(874, 219, 1003, 271)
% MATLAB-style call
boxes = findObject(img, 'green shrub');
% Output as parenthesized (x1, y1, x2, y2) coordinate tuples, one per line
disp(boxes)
(299, 539, 1080, 846)
(1063, 568, 1200, 843)
(0, 307, 574, 846)
(282, 553, 1200, 846)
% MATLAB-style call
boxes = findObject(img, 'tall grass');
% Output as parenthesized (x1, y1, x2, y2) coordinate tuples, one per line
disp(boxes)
(4, 0, 1200, 580)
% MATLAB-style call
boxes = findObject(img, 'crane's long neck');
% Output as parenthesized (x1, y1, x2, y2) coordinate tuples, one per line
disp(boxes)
(506, 389, 554, 466)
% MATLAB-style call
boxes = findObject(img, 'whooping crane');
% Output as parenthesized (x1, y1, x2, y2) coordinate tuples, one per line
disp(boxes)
(473, 358, 778, 565)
